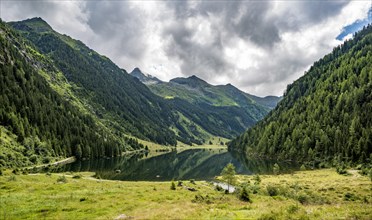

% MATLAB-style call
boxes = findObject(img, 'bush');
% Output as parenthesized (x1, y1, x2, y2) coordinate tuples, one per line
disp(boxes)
(239, 187, 251, 202)
(12, 168, 20, 175)
(57, 175, 68, 183)
(191, 194, 214, 204)
(287, 204, 299, 214)
(344, 192, 358, 201)
(170, 181, 176, 190)
(177, 180, 183, 187)
(253, 174, 261, 184)
(7, 175, 16, 182)
(336, 163, 349, 175)
(266, 185, 279, 196)
(300, 164, 306, 171)
(190, 179, 195, 184)
(273, 163, 280, 175)
(297, 193, 309, 204)
(29, 155, 38, 164)
(215, 184, 223, 191)
(72, 174, 82, 179)
(42, 157, 51, 164)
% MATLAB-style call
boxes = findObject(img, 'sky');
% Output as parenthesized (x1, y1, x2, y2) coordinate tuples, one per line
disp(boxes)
(0, 1, 371, 96)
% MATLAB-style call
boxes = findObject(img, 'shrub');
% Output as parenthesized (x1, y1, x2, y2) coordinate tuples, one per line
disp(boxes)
(0, 169, 2, 176)
(253, 174, 261, 184)
(239, 187, 251, 202)
(273, 163, 280, 175)
(190, 179, 195, 184)
(287, 204, 299, 214)
(336, 163, 349, 175)
(191, 194, 214, 204)
(266, 185, 279, 196)
(12, 168, 20, 175)
(7, 175, 16, 182)
(57, 175, 68, 183)
(177, 180, 183, 187)
(170, 181, 176, 190)
(29, 155, 38, 164)
(72, 174, 82, 179)
(46, 172, 52, 177)
(42, 157, 51, 164)
(300, 164, 306, 171)
(344, 192, 359, 201)
(215, 184, 223, 191)
(297, 193, 309, 204)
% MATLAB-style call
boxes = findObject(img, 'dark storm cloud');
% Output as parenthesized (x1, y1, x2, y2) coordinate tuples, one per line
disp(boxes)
(1, 0, 366, 96)
(84, 1, 147, 59)
(297, 1, 350, 23)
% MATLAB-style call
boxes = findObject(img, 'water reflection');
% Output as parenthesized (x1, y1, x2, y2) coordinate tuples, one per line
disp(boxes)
(48, 148, 298, 181)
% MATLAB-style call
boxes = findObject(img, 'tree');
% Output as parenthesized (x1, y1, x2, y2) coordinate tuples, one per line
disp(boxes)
(273, 163, 280, 175)
(221, 163, 237, 193)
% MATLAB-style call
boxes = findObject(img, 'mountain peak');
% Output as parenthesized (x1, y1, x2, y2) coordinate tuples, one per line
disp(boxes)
(9, 17, 53, 33)
(170, 75, 209, 88)
(129, 68, 162, 85)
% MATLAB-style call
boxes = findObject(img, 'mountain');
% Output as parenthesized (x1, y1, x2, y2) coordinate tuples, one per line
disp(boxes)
(229, 25, 372, 165)
(10, 17, 178, 146)
(130, 70, 281, 144)
(7, 17, 279, 149)
(129, 67, 162, 85)
(0, 19, 147, 168)
(134, 71, 280, 111)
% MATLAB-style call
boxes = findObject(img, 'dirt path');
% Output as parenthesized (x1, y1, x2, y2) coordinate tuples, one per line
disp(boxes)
(25, 156, 76, 169)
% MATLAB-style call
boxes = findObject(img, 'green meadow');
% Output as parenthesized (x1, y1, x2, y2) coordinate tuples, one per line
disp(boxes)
(1, 169, 370, 219)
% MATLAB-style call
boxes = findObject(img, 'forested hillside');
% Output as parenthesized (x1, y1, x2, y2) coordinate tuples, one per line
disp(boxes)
(9, 18, 279, 147)
(10, 18, 178, 146)
(0, 20, 146, 168)
(229, 25, 372, 165)
(131, 71, 281, 143)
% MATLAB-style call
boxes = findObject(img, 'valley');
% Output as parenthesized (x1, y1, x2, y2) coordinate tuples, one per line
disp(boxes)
(0, 2, 371, 219)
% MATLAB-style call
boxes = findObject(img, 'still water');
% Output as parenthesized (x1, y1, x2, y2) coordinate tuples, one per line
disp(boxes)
(51, 148, 298, 181)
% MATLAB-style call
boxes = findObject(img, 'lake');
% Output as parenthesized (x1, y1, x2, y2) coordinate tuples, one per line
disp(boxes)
(45, 148, 299, 181)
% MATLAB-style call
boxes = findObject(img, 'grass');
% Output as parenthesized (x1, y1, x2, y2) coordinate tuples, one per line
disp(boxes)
(0, 169, 370, 219)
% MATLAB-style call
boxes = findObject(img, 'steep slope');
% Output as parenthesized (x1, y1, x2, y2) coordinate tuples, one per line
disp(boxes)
(131, 71, 281, 143)
(147, 74, 280, 111)
(129, 67, 162, 85)
(229, 25, 372, 165)
(10, 17, 177, 146)
(0, 20, 146, 168)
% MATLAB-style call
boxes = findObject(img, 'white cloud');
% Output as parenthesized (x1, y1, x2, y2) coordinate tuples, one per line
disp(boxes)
(0, 0, 370, 96)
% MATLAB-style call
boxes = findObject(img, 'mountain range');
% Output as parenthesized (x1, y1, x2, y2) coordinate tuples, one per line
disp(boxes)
(0, 17, 279, 167)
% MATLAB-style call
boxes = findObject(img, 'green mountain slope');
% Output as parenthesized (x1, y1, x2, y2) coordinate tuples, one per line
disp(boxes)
(10, 17, 178, 146)
(131, 70, 281, 143)
(229, 25, 372, 165)
(0, 20, 147, 168)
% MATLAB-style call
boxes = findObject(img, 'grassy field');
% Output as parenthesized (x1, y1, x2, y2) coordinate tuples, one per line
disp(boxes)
(0, 169, 370, 219)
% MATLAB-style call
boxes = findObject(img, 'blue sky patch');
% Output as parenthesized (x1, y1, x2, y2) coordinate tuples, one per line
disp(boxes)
(337, 7, 372, 40)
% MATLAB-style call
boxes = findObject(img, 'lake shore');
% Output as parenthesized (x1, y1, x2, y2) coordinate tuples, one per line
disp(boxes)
(1, 169, 370, 219)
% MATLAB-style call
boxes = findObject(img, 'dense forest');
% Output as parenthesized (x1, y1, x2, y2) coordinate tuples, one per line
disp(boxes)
(9, 17, 278, 147)
(229, 25, 372, 165)
(0, 20, 146, 168)
(10, 18, 178, 146)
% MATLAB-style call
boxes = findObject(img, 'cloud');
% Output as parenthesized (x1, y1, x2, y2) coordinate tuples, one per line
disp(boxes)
(0, 0, 370, 96)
